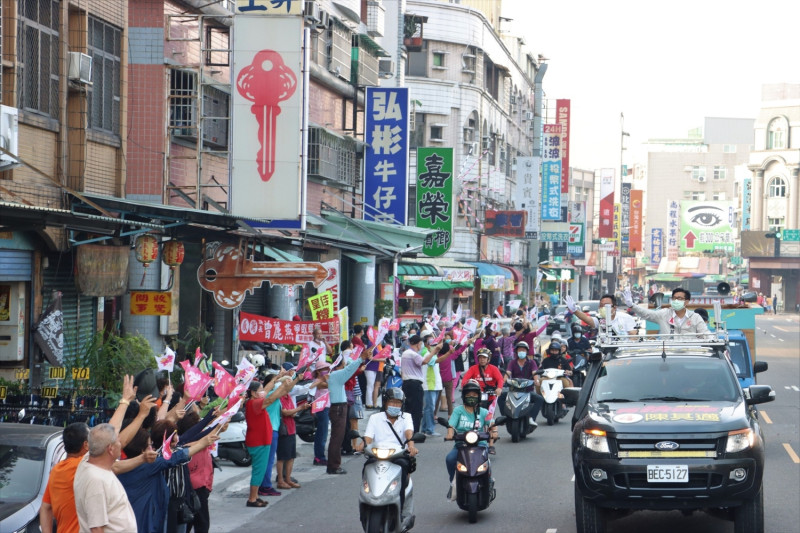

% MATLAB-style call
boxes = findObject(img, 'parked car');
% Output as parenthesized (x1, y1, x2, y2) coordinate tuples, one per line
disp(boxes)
(0, 424, 65, 533)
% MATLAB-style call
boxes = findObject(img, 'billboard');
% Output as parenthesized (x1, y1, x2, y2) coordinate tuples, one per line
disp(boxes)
(231, 15, 304, 226)
(514, 156, 541, 238)
(541, 124, 562, 222)
(629, 189, 643, 251)
(485, 210, 526, 237)
(364, 87, 410, 224)
(679, 200, 735, 253)
(556, 99, 571, 193)
(741, 177, 752, 231)
(416, 147, 453, 257)
(598, 169, 614, 238)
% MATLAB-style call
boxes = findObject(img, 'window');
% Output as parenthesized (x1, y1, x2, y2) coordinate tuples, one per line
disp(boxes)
(768, 177, 786, 198)
(713, 166, 726, 180)
(432, 51, 445, 69)
(430, 125, 443, 141)
(88, 17, 121, 134)
(723, 144, 737, 153)
(18, 0, 60, 117)
(683, 191, 705, 201)
(405, 40, 427, 77)
(768, 217, 785, 232)
(712, 192, 726, 201)
(691, 166, 706, 181)
(767, 117, 788, 149)
(169, 69, 230, 149)
(462, 46, 477, 73)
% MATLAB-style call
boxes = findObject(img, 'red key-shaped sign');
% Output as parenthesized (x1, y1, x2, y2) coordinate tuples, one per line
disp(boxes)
(236, 50, 297, 182)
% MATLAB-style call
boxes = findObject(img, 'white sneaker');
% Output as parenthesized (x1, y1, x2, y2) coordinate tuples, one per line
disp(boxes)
(529, 418, 538, 428)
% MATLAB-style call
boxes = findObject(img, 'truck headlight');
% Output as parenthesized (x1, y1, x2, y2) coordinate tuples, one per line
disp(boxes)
(725, 428, 755, 453)
(581, 429, 610, 453)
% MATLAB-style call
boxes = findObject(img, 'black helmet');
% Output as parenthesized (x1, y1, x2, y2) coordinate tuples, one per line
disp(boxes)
(571, 324, 584, 335)
(514, 341, 529, 351)
(383, 387, 405, 409)
(461, 379, 482, 402)
(547, 341, 562, 355)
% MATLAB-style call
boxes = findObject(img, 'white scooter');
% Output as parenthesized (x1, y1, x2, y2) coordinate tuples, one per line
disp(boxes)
(536, 368, 569, 425)
(357, 431, 426, 533)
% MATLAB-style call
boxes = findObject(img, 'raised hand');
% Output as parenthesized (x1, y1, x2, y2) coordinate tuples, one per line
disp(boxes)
(565, 295, 577, 313)
(121, 375, 136, 403)
(623, 289, 634, 308)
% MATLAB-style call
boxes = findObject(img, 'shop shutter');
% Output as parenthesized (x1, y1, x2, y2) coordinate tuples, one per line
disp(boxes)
(0, 249, 32, 281)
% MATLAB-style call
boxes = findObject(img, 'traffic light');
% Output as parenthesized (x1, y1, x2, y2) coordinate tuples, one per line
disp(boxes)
(765, 232, 781, 257)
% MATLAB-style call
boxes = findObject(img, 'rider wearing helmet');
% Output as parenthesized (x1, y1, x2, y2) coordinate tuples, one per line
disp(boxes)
(567, 325, 591, 364)
(444, 380, 497, 495)
(500, 341, 544, 428)
(459, 349, 503, 454)
(539, 341, 573, 417)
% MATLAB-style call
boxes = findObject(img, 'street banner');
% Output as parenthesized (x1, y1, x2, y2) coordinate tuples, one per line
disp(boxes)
(317, 260, 340, 312)
(416, 147, 453, 256)
(231, 14, 303, 226)
(364, 87, 410, 224)
(650, 228, 663, 265)
(308, 290, 335, 320)
(666, 200, 679, 261)
(556, 99, 571, 193)
(598, 169, 615, 238)
(514, 156, 541, 238)
(621, 183, 632, 252)
(541, 125, 563, 221)
(679, 200, 735, 253)
(741, 177, 752, 231)
(613, 203, 621, 250)
(629, 189, 643, 252)
(238, 312, 340, 345)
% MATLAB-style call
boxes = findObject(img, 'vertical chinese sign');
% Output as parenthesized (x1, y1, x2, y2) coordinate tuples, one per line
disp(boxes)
(556, 99, 571, 194)
(612, 203, 621, 251)
(650, 228, 663, 265)
(666, 200, 679, 261)
(416, 147, 453, 257)
(541, 124, 562, 221)
(231, 3, 304, 227)
(568, 201, 585, 259)
(741, 177, 752, 231)
(598, 168, 615, 239)
(620, 182, 631, 254)
(629, 189, 643, 252)
(515, 156, 541, 239)
(364, 87, 410, 224)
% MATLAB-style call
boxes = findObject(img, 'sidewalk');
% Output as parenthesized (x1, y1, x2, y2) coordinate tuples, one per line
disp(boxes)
(207, 412, 371, 532)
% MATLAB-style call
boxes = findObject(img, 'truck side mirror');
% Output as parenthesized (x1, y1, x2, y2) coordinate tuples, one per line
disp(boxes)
(563, 387, 581, 406)
(753, 361, 768, 374)
(744, 385, 775, 405)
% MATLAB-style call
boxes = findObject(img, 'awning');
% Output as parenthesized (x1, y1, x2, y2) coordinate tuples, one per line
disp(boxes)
(402, 279, 473, 290)
(262, 244, 303, 262)
(464, 262, 511, 292)
(497, 265, 523, 295)
(647, 274, 685, 282)
(398, 263, 441, 276)
(342, 251, 372, 263)
(464, 262, 512, 278)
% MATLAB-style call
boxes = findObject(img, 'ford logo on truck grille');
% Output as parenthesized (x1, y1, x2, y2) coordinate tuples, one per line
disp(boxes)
(655, 441, 679, 450)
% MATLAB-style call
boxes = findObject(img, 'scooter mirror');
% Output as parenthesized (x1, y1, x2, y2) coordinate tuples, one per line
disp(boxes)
(409, 432, 427, 443)
(493, 416, 507, 426)
(436, 416, 450, 427)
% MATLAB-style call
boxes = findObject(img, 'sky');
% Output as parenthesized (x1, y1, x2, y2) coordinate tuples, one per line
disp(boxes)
(505, 0, 800, 171)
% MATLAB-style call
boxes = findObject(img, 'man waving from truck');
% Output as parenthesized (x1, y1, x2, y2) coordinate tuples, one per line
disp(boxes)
(623, 287, 709, 335)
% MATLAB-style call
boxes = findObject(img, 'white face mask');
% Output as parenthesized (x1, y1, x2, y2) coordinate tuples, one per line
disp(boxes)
(574, 333, 582, 339)
(517, 351, 527, 359)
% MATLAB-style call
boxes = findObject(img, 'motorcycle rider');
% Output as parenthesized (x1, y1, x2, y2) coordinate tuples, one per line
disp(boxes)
(623, 288, 709, 335)
(356, 388, 418, 516)
(539, 341, 572, 417)
(445, 380, 498, 498)
(500, 341, 544, 429)
(567, 325, 591, 365)
(460, 348, 503, 454)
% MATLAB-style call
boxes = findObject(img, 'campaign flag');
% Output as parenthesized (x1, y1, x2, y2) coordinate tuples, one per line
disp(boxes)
(508, 299, 522, 311)
(432, 328, 446, 344)
(235, 357, 257, 385)
(205, 397, 244, 432)
(490, 320, 500, 332)
(534, 316, 548, 336)
(373, 345, 393, 360)
(486, 397, 498, 420)
(330, 354, 343, 369)
(495, 304, 503, 318)
(184, 365, 213, 401)
(350, 344, 364, 361)
(296, 344, 312, 371)
(155, 347, 176, 373)
(454, 304, 463, 322)
(431, 307, 440, 324)
(463, 318, 479, 333)
(212, 362, 237, 399)
(453, 328, 470, 346)
(227, 383, 247, 401)
(161, 430, 177, 460)
(311, 392, 330, 413)
(367, 326, 378, 346)
(388, 318, 400, 331)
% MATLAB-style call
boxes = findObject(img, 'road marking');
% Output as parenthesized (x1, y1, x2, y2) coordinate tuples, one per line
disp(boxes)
(770, 334, 777, 338)
(546, 529, 558, 533)
(775, 326, 795, 333)
(571, 474, 575, 481)
(783, 443, 800, 464)
(761, 411, 772, 424)
(793, 386, 800, 392)
(780, 338, 785, 342)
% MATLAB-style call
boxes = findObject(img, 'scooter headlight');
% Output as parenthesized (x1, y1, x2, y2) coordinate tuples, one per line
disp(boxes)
(581, 429, 610, 454)
(476, 461, 489, 473)
(456, 462, 468, 472)
(465, 431, 479, 444)
(372, 447, 396, 459)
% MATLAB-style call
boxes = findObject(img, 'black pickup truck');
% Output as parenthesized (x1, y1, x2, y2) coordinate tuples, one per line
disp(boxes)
(564, 336, 775, 533)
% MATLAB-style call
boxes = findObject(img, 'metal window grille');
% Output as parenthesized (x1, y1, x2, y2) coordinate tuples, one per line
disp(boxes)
(353, 40, 380, 87)
(170, 69, 198, 136)
(308, 126, 358, 187)
(18, 0, 61, 117)
(329, 20, 352, 80)
(87, 16, 121, 134)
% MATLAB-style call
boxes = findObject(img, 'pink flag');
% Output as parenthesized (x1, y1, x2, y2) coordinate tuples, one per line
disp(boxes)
(212, 362, 237, 399)
(367, 326, 378, 346)
(490, 321, 500, 332)
(463, 318, 479, 333)
(184, 365, 213, 401)
(454, 328, 470, 346)
(155, 347, 175, 373)
(372, 345, 392, 360)
(193, 347, 204, 366)
(486, 396, 498, 420)
(296, 344, 311, 370)
(162, 430, 177, 460)
(330, 354, 343, 369)
(311, 392, 329, 413)
(432, 328, 446, 344)
(431, 307, 440, 323)
(455, 304, 463, 321)
(235, 357, 257, 385)
(350, 344, 364, 360)
(204, 397, 243, 432)
(388, 319, 400, 331)
(228, 383, 247, 400)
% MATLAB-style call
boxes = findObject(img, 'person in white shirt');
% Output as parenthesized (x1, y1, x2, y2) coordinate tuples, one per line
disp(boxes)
(623, 288, 709, 335)
(566, 294, 638, 335)
(308, 327, 329, 371)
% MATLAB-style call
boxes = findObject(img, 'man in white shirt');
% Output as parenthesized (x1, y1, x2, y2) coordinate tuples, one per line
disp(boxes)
(400, 334, 437, 432)
(308, 327, 329, 371)
(566, 293, 638, 336)
(623, 288, 709, 335)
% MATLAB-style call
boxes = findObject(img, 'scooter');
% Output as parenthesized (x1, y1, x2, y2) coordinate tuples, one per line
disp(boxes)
(357, 431, 426, 533)
(217, 410, 252, 467)
(502, 379, 537, 442)
(437, 416, 506, 523)
(536, 368, 569, 426)
(294, 390, 316, 443)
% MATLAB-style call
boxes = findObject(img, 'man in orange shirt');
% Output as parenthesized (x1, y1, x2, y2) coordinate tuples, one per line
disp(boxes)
(40, 422, 89, 533)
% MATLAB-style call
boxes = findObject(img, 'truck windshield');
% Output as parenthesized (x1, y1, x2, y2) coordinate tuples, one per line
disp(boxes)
(592, 357, 740, 403)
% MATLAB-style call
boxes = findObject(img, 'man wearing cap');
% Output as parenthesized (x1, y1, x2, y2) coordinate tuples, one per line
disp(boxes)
(400, 334, 437, 432)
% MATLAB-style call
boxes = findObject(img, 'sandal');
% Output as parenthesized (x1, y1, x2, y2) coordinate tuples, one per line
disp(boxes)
(246, 499, 268, 508)
(288, 481, 301, 488)
(276, 482, 293, 490)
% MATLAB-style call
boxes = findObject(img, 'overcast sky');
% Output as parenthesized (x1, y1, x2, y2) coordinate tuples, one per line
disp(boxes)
(506, 0, 800, 171)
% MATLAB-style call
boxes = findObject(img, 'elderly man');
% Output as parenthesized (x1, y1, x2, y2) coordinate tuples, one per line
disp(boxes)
(400, 334, 439, 432)
(73, 424, 137, 533)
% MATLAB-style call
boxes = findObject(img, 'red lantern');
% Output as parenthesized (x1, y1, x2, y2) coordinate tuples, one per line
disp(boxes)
(162, 240, 185, 268)
(135, 234, 159, 267)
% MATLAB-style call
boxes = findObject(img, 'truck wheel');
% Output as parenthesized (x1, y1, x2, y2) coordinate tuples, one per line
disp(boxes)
(509, 419, 520, 442)
(734, 486, 764, 533)
(575, 484, 606, 533)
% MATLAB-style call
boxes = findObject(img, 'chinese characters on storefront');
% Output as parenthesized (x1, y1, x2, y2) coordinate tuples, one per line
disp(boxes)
(541, 124, 563, 221)
(416, 147, 453, 257)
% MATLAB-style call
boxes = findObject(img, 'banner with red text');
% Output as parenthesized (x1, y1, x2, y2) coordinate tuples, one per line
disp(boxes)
(239, 312, 340, 345)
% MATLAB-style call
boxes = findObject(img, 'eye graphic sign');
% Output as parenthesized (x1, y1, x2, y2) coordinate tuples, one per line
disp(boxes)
(416, 147, 453, 257)
(679, 200, 735, 253)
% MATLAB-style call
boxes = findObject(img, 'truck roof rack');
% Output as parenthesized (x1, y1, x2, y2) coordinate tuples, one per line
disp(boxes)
(596, 321, 729, 353)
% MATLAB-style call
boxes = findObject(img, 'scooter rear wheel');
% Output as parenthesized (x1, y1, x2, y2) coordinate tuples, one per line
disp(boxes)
(231, 451, 252, 467)
(467, 492, 479, 523)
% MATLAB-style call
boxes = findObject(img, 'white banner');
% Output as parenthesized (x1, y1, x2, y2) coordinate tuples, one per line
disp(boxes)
(515, 156, 541, 238)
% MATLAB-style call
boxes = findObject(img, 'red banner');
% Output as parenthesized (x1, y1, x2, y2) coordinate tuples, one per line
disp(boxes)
(238, 312, 340, 345)
(598, 170, 615, 239)
(629, 189, 643, 252)
(556, 99, 570, 193)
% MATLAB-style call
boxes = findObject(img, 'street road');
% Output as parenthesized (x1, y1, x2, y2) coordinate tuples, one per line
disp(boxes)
(209, 314, 799, 532)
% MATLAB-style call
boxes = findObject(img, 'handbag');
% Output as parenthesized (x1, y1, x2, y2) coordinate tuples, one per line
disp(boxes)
(167, 464, 199, 524)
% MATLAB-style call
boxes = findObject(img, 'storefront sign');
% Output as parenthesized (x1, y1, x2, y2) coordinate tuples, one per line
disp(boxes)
(416, 147, 453, 256)
(556, 99, 571, 193)
(130, 291, 172, 315)
(364, 87, 410, 224)
(485, 210, 526, 237)
(598, 168, 614, 238)
(650, 228, 663, 265)
(667, 200, 679, 261)
(514, 156, 541, 239)
(630, 189, 643, 251)
(741, 177, 752, 231)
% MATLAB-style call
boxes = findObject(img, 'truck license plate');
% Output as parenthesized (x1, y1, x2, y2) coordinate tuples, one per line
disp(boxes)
(646, 465, 688, 483)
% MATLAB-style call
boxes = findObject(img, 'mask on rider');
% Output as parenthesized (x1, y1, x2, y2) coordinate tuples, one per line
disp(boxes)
(386, 406, 403, 418)
(463, 395, 480, 407)
(574, 333, 582, 339)
(671, 299, 685, 311)
(517, 351, 527, 359)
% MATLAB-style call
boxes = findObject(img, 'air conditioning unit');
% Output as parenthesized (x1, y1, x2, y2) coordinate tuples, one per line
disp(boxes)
(68, 52, 93, 84)
(304, 0, 321, 24)
(317, 9, 330, 28)
(524, 111, 534, 121)
(0, 105, 20, 170)
(698, 175, 707, 183)
(466, 142, 478, 155)
(378, 58, 395, 79)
